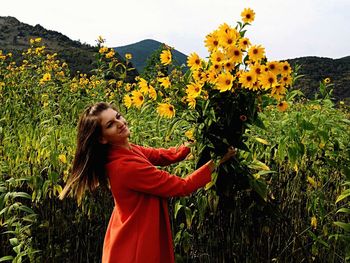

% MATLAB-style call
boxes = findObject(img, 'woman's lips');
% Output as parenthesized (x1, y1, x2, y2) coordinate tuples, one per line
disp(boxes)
(119, 125, 127, 133)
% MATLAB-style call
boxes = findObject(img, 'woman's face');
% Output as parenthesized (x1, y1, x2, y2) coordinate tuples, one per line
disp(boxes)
(99, 108, 130, 146)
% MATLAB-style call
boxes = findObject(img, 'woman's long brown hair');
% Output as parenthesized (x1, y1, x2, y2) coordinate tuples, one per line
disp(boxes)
(59, 102, 116, 203)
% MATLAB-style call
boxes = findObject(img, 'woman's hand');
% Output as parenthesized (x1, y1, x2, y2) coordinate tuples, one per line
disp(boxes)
(207, 146, 237, 173)
(183, 139, 195, 147)
(219, 146, 237, 165)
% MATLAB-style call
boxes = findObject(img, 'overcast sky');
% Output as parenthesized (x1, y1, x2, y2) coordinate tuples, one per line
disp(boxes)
(2, 0, 349, 60)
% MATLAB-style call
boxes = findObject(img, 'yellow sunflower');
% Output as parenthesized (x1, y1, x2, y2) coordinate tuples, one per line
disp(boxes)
(157, 103, 175, 118)
(210, 63, 222, 73)
(311, 216, 317, 230)
(324, 77, 331, 84)
(99, 46, 108, 54)
(211, 50, 225, 64)
(227, 46, 242, 64)
(216, 72, 234, 92)
(260, 71, 277, 90)
(186, 96, 196, 109)
(277, 101, 288, 112)
(218, 28, 239, 49)
(138, 78, 149, 94)
(192, 70, 206, 84)
(187, 52, 202, 70)
(125, 53, 132, 60)
(131, 90, 145, 108)
(248, 45, 265, 62)
(223, 59, 235, 72)
(204, 31, 220, 52)
(250, 63, 264, 79)
(123, 94, 132, 108)
(158, 77, 171, 88)
(266, 61, 281, 75)
(280, 74, 293, 86)
(207, 69, 219, 84)
(280, 61, 292, 76)
(239, 71, 256, 90)
(186, 82, 203, 98)
(148, 85, 157, 100)
(271, 84, 286, 100)
(241, 8, 255, 24)
(41, 73, 51, 82)
(58, 154, 67, 164)
(218, 23, 231, 35)
(160, 50, 172, 65)
(238, 37, 251, 50)
(185, 129, 195, 140)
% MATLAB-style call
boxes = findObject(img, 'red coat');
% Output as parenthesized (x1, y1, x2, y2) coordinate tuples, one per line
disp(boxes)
(102, 144, 212, 263)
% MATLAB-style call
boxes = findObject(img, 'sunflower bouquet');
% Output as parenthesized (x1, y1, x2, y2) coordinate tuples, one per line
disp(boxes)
(122, 8, 293, 199)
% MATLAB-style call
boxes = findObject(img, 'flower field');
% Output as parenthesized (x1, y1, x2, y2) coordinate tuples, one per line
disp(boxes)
(1, 8, 349, 262)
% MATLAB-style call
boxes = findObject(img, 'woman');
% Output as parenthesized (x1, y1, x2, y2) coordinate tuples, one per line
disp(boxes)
(59, 102, 236, 263)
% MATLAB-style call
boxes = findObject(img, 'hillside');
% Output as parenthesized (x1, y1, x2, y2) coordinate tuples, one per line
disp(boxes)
(0, 16, 348, 101)
(287, 56, 350, 102)
(114, 39, 188, 72)
(0, 16, 137, 79)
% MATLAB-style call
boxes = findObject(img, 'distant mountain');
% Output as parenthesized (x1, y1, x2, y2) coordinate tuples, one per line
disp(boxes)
(287, 56, 350, 102)
(0, 16, 348, 101)
(114, 39, 188, 72)
(0, 16, 137, 79)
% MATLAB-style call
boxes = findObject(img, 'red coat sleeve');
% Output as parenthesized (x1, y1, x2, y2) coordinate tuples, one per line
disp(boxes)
(118, 155, 211, 197)
(134, 145, 191, 166)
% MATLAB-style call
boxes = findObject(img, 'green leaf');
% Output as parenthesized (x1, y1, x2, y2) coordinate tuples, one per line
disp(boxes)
(13, 192, 31, 200)
(174, 202, 183, 220)
(248, 160, 270, 171)
(340, 118, 350, 125)
(0, 256, 14, 262)
(9, 238, 19, 246)
(336, 208, 350, 214)
(341, 166, 350, 181)
(18, 205, 35, 214)
(336, 189, 350, 203)
(250, 178, 267, 201)
(13, 244, 22, 254)
(301, 119, 315, 130)
(184, 207, 193, 229)
(334, 222, 350, 232)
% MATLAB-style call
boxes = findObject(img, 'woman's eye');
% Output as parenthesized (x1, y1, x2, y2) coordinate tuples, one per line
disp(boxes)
(116, 114, 121, 119)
